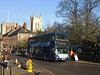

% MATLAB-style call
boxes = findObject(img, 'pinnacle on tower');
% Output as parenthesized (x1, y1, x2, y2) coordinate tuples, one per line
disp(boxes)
(33, 12, 35, 19)
(30, 13, 32, 20)
(40, 13, 42, 18)
(30, 13, 32, 17)
(37, 14, 38, 18)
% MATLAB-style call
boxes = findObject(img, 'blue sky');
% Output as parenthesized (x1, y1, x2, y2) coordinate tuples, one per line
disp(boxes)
(0, 0, 62, 31)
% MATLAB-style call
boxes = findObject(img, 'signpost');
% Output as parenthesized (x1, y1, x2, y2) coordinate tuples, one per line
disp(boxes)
(74, 53, 79, 61)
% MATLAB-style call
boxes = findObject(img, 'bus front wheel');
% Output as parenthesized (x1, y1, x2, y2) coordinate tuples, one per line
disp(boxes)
(44, 55, 47, 60)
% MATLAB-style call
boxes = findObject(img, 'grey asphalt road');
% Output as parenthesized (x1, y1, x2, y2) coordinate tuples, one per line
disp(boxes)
(10, 54, 100, 75)
(31, 59, 100, 75)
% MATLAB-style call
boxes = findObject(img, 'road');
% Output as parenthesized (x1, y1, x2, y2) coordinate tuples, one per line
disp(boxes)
(10, 54, 100, 75)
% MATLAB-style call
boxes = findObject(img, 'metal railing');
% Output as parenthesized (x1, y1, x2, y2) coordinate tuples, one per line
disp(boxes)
(2, 59, 15, 75)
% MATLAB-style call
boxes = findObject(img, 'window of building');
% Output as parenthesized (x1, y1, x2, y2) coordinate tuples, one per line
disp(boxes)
(21, 34, 23, 38)
(9, 46, 11, 48)
(4, 46, 6, 48)
(30, 35, 32, 37)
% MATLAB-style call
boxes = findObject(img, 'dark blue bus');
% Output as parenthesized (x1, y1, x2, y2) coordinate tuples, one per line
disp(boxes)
(28, 32, 70, 61)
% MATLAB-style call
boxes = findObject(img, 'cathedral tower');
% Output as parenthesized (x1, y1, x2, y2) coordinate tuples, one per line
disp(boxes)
(30, 13, 42, 32)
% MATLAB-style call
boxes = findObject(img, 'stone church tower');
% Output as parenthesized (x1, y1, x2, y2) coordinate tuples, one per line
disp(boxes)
(30, 13, 42, 32)
(1, 22, 16, 35)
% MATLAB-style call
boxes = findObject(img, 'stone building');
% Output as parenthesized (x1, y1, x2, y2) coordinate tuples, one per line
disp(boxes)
(1, 22, 16, 35)
(30, 13, 42, 32)
(8, 22, 36, 50)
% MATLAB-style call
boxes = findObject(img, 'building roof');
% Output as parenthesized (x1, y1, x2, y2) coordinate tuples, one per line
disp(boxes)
(8, 27, 34, 36)
(3, 30, 12, 36)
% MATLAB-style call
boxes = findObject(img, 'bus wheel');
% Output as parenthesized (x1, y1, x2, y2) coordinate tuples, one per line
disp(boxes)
(44, 55, 46, 60)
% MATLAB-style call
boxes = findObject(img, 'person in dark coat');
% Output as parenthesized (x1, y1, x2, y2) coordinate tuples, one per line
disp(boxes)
(3, 51, 10, 69)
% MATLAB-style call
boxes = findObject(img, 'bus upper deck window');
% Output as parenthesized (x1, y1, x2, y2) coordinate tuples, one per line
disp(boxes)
(52, 36, 54, 41)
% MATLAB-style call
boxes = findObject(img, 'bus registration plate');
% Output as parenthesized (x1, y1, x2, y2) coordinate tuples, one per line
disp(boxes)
(62, 58, 65, 60)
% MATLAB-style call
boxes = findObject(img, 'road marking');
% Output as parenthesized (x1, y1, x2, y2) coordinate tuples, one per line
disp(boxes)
(32, 62, 55, 75)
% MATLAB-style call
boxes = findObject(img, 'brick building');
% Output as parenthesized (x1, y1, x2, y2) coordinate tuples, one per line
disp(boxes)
(2, 32, 10, 50)
(2, 22, 36, 51)
(2, 27, 13, 50)
(0, 33, 3, 51)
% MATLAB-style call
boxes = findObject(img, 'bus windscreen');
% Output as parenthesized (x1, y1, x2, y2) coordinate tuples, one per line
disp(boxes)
(56, 33, 68, 41)
(57, 47, 69, 54)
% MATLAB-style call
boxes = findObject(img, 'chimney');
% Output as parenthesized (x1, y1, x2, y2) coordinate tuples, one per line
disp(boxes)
(11, 25, 15, 31)
(16, 23, 18, 30)
(6, 27, 9, 32)
(23, 22, 27, 31)
(18, 26, 21, 28)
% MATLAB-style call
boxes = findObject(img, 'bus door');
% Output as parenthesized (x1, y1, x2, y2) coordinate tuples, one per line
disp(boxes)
(29, 47, 34, 58)
(47, 47, 55, 60)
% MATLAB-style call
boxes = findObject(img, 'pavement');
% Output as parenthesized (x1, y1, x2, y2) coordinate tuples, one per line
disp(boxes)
(0, 56, 100, 75)
(2, 59, 51, 75)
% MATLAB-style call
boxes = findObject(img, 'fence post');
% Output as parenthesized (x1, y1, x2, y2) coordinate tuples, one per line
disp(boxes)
(10, 66, 11, 75)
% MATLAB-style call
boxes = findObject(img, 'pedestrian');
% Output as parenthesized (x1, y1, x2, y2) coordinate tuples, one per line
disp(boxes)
(8, 50, 10, 54)
(3, 51, 10, 70)
(91, 47, 97, 62)
(70, 49, 74, 61)
(75, 49, 79, 56)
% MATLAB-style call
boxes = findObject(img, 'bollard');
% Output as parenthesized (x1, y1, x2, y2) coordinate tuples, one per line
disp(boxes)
(9, 62, 15, 75)
(3, 66, 4, 75)
(10, 66, 11, 75)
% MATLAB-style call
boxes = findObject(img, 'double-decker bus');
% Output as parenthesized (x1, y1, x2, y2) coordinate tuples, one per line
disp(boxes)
(28, 32, 70, 61)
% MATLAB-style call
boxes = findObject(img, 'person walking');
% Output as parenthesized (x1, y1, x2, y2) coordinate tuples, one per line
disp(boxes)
(91, 47, 97, 62)
(3, 51, 10, 70)
(70, 49, 74, 61)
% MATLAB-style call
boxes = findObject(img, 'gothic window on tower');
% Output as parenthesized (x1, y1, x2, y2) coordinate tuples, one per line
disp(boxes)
(38, 23, 39, 29)
(35, 23, 37, 29)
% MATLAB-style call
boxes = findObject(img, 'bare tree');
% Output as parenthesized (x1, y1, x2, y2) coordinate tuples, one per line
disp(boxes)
(82, 0, 100, 45)
(56, 0, 100, 46)
(56, 0, 81, 25)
